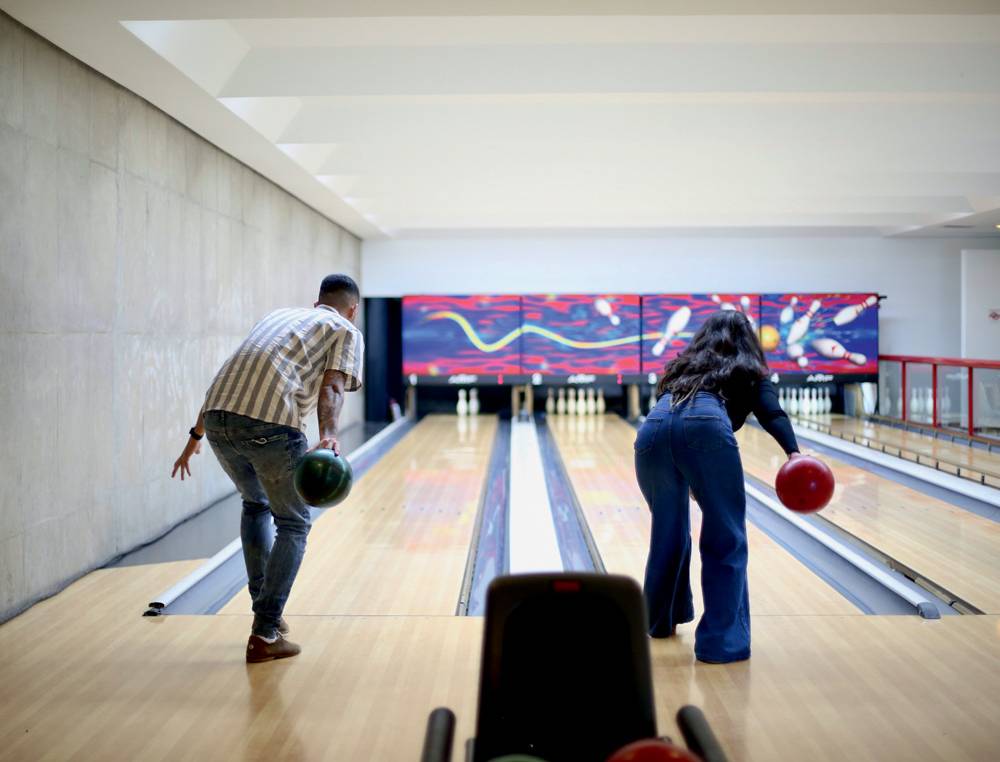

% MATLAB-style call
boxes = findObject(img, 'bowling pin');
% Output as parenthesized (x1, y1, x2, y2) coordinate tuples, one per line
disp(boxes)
(942, 386, 952, 416)
(787, 300, 821, 346)
(802, 388, 812, 415)
(578, 388, 588, 417)
(567, 388, 577, 415)
(811, 338, 866, 366)
(788, 388, 799, 415)
(545, 388, 555, 416)
(778, 387, 786, 410)
(469, 388, 480, 416)
(584, 388, 595, 415)
(457, 389, 468, 417)
(739, 296, 756, 328)
(896, 390, 903, 418)
(925, 388, 934, 422)
(594, 297, 621, 326)
(910, 388, 921, 417)
(710, 294, 737, 311)
(596, 388, 606, 414)
(787, 343, 805, 360)
(652, 306, 692, 357)
(780, 296, 799, 325)
(832, 295, 878, 326)
(824, 387, 832, 414)
(556, 388, 566, 415)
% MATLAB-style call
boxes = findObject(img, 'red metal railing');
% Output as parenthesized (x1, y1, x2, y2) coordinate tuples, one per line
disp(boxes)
(879, 355, 1000, 441)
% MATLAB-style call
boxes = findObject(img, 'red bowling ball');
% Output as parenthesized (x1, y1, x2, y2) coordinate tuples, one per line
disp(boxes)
(775, 454, 835, 513)
(605, 738, 702, 761)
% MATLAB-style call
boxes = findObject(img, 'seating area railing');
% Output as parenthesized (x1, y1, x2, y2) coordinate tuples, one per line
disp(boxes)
(878, 355, 1000, 444)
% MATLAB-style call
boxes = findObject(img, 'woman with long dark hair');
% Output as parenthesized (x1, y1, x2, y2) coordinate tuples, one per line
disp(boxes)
(634, 310, 800, 663)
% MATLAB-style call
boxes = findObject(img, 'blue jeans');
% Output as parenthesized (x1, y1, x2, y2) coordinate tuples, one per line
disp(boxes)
(204, 410, 311, 639)
(634, 392, 750, 662)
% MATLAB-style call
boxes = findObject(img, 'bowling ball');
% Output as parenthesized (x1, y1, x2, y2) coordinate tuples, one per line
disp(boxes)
(759, 324, 780, 352)
(775, 454, 834, 513)
(293, 449, 353, 507)
(606, 738, 701, 761)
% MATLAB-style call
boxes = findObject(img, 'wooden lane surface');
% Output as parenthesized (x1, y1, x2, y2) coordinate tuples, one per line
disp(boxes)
(2, 578, 997, 761)
(738, 424, 1000, 613)
(221, 415, 496, 617)
(796, 413, 1000, 486)
(0, 611, 482, 762)
(547, 415, 858, 616)
(650, 615, 1000, 762)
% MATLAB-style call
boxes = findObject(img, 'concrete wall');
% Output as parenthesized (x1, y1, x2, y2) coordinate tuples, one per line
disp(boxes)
(961, 250, 1000, 359)
(0, 13, 362, 621)
(363, 235, 1000, 357)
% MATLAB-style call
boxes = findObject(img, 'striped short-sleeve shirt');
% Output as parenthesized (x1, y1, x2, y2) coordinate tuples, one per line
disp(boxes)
(203, 305, 364, 430)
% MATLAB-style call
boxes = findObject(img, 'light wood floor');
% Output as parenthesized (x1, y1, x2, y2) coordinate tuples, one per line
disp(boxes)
(221, 414, 496, 617)
(1, 564, 997, 762)
(547, 415, 858, 617)
(738, 424, 1000, 613)
(796, 413, 1000, 486)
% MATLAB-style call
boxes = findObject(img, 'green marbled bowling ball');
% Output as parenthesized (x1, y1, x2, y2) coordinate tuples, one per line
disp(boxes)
(293, 449, 353, 507)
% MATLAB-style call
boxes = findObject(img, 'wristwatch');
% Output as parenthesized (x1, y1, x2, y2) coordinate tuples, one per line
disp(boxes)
(189, 427, 204, 441)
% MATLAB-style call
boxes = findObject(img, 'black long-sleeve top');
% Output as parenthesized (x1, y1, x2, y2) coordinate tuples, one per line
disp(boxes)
(718, 377, 799, 455)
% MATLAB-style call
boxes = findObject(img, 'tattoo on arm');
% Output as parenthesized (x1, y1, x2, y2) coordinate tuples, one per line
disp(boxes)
(317, 370, 348, 440)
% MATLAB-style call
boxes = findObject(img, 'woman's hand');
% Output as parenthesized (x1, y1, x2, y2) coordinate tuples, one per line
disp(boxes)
(788, 451, 804, 460)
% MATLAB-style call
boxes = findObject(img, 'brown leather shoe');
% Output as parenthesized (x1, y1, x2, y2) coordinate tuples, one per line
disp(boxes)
(278, 617, 290, 636)
(246, 634, 301, 663)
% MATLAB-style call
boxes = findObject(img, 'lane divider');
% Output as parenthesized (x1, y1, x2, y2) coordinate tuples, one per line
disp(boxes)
(508, 418, 564, 574)
(744, 483, 941, 619)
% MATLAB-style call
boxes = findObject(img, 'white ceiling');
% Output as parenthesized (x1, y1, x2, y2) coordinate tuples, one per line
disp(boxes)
(4, 1, 1000, 239)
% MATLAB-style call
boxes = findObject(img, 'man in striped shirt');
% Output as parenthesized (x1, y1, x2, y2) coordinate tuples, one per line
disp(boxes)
(172, 274, 364, 662)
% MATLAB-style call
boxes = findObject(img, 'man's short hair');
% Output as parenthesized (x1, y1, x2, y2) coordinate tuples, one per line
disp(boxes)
(319, 274, 360, 304)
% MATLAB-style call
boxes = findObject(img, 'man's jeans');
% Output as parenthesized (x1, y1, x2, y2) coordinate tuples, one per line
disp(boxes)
(204, 410, 310, 639)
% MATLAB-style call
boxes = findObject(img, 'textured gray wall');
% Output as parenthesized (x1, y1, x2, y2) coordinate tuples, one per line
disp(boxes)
(0, 13, 363, 621)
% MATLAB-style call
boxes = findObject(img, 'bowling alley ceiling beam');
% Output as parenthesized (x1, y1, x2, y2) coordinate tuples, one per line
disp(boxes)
(215, 44, 1000, 98)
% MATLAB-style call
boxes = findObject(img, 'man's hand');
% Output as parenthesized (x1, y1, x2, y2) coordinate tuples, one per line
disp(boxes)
(172, 437, 202, 480)
(310, 437, 340, 455)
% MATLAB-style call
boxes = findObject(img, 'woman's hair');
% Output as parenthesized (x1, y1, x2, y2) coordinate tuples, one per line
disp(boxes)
(656, 310, 768, 404)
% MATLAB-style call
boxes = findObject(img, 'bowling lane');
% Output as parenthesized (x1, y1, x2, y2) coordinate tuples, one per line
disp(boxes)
(547, 415, 858, 616)
(221, 414, 496, 617)
(738, 423, 1000, 613)
(795, 412, 1000, 486)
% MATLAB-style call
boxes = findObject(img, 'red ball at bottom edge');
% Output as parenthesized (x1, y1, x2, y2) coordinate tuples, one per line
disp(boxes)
(606, 738, 702, 761)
